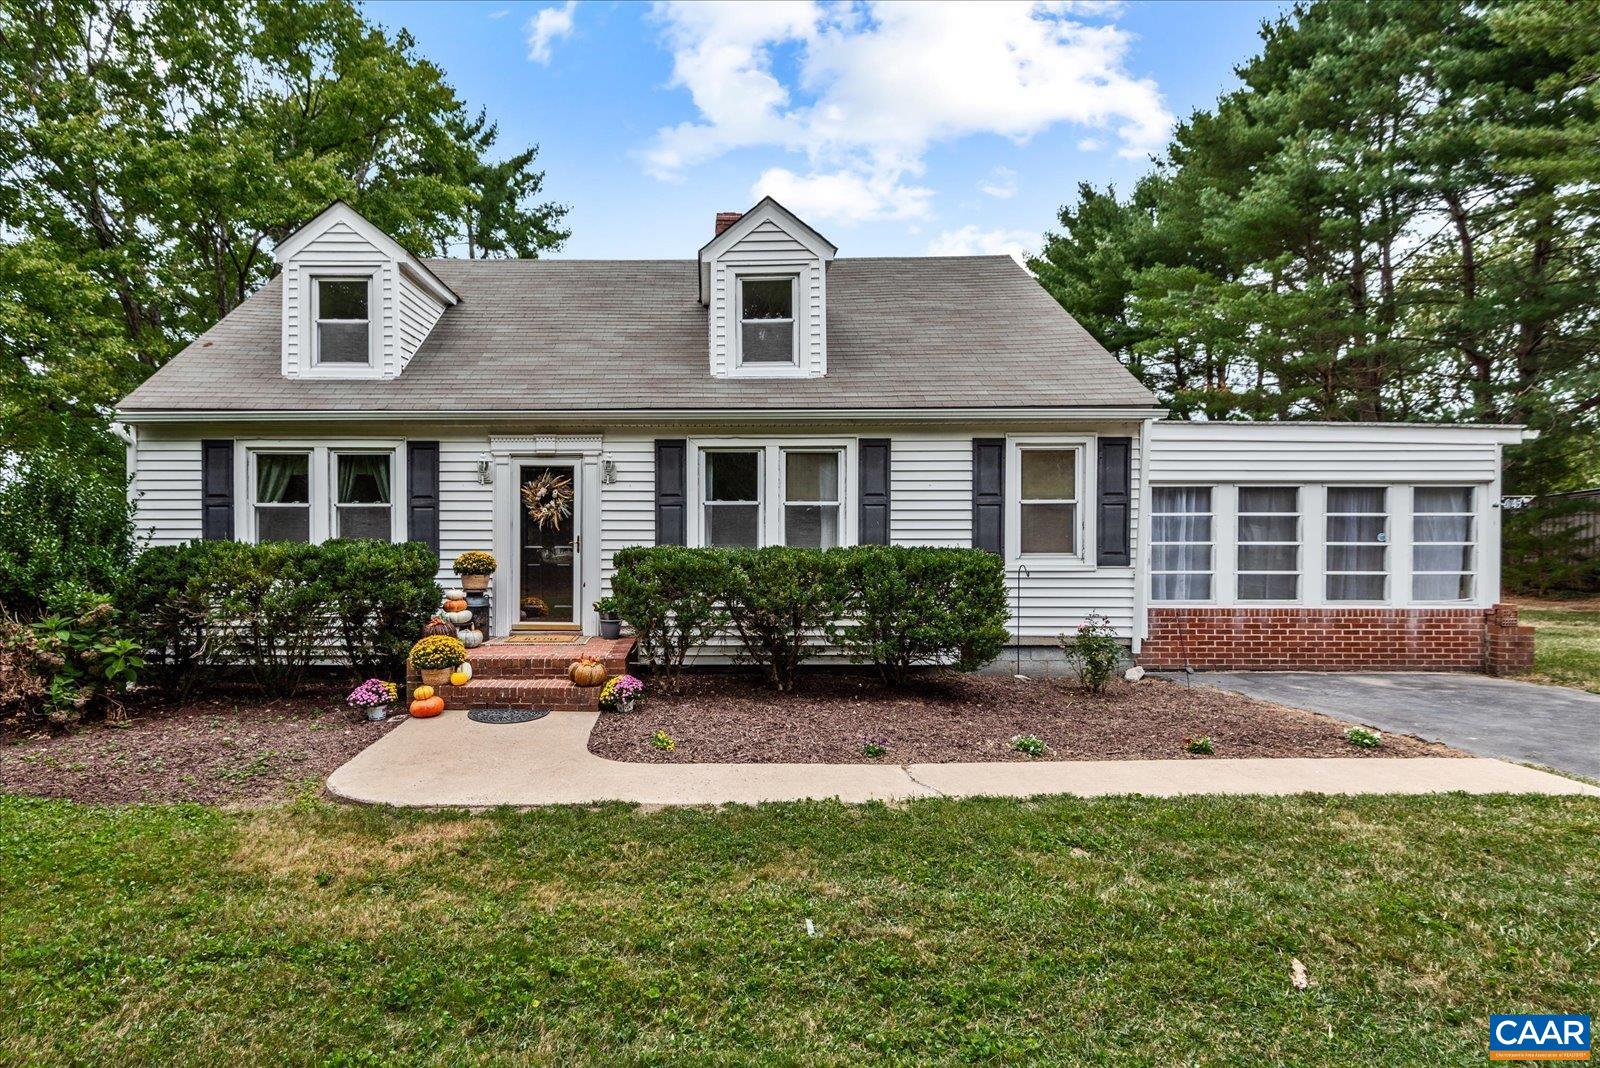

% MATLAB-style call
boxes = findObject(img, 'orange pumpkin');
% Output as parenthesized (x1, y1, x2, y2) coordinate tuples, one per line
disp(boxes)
(443, 597, 469, 613)
(410, 696, 446, 718)
(568, 656, 607, 687)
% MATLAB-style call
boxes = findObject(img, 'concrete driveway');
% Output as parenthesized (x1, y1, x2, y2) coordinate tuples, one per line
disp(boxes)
(1172, 672, 1600, 780)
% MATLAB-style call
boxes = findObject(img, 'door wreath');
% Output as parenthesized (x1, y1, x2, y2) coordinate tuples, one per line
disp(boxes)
(521, 470, 574, 530)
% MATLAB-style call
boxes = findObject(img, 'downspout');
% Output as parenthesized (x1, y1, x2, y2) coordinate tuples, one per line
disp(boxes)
(1132, 416, 1156, 657)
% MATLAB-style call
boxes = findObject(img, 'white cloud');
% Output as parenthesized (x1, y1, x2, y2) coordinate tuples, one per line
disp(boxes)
(1077, 136, 1105, 151)
(927, 225, 1039, 265)
(979, 166, 1018, 199)
(526, 1, 577, 64)
(488, 8, 510, 19)
(643, 1, 1171, 223)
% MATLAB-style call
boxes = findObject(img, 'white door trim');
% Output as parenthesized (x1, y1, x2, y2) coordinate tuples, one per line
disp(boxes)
(490, 436, 603, 637)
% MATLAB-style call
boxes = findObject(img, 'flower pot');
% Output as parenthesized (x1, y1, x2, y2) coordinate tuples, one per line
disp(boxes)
(613, 694, 636, 714)
(598, 614, 621, 639)
(461, 574, 490, 592)
(420, 667, 452, 688)
(366, 705, 389, 722)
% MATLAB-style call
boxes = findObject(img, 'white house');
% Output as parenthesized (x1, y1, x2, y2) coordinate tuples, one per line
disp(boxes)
(117, 199, 1535, 675)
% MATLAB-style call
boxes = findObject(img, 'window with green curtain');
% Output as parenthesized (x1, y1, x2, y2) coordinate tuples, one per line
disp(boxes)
(336, 453, 392, 540)
(255, 453, 310, 541)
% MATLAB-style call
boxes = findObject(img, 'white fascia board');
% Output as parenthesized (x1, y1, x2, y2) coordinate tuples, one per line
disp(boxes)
(116, 405, 1170, 426)
(1150, 420, 1531, 444)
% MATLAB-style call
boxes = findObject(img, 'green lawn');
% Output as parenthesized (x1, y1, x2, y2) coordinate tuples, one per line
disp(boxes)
(3, 794, 1597, 1064)
(1520, 608, 1600, 694)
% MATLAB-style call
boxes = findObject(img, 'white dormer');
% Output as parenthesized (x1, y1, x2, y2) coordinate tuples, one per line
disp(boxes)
(276, 201, 459, 380)
(699, 197, 836, 379)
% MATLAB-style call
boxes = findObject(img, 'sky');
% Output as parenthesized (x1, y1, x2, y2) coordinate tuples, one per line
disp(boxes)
(365, 0, 1290, 261)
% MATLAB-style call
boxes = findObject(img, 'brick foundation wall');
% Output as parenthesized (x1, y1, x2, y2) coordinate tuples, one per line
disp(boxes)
(1138, 604, 1534, 675)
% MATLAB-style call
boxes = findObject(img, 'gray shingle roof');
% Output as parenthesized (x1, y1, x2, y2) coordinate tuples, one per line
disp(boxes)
(118, 256, 1156, 413)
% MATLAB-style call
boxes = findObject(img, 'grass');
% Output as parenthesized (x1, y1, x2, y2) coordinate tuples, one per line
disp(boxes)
(1519, 607, 1600, 693)
(3, 793, 1598, 1064)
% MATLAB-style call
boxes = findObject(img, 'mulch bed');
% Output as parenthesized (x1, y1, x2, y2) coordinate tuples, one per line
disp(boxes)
(588, 672, 1462, 764)
(1, 687, 402, 805)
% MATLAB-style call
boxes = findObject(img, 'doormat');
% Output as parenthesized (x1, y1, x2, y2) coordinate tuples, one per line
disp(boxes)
(468, 707, 550, 725)
(503, 633, 584, 644)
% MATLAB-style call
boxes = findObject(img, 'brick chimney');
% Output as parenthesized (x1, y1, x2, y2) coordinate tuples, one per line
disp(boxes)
(714, 211, 743, 236)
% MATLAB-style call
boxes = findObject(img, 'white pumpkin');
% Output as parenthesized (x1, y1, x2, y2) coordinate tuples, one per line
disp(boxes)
(454, 659, 474, 681)
(445, 609, 475, 626)
(443, 587, 467, 600)
(459, 629, 484, 649)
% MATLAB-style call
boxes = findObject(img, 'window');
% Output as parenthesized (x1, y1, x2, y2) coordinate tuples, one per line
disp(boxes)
(1237, 487, 1299, 600)
(255, 452, 311, 542)
(783, 451, 841, 548)
(1413, 487, 1475, 601)
(335, 453, 392, 540)
(1326, 487, 1388, 600)
(1018, 448, 1080, 555)
(1150, 487, 1213, 601)
(315, 278, 370, 365)
(738, 277, 796, 365)
(703, 450, 761, 547)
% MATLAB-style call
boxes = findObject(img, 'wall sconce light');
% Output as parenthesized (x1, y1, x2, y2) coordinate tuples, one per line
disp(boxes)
(600, 458, 618, 485)
(476, 454, 492, 485)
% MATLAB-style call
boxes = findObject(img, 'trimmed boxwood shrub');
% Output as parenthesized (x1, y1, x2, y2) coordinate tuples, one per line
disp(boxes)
(721, 547, 848, 692)
(119, 539, 440, 694)
(610, 546, 728, 689)
(611, 544, 1011, 689)
(831, 545, 1010, 684)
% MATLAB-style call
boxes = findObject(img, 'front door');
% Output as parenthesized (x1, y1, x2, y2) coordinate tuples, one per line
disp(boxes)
(517, 462, 578, 626)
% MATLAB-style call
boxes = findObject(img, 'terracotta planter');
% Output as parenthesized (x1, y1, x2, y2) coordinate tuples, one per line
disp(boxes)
(461, 574, 490, 592)
(420, 667, 452, 687)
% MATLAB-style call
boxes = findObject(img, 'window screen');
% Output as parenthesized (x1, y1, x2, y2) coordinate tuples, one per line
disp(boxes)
(704, 451, 761, 547)
(316, 278, 369, 365)
(784, 451, 841, 548)
(739, 278, 795, 364)
(1018, 448, 1078, 555)
(1412, 486, 1474, 600)
(1150, 487, 1212, 601)
(255, 453, 311, 542)
(1326, 487, 1388, 600)
(336, 453, 392, 540)
(1237, 487, 1299, 600)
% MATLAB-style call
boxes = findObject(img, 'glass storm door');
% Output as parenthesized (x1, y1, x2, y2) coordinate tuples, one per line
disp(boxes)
(518, 463, 577, 625)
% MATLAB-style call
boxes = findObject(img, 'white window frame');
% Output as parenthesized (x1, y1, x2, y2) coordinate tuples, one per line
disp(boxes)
(780, 448, 844, 549)
(238, 441, 405, 545)
(688, 438, 856, 548)
(1235, 485, 1302, 603)
(1325, 485, 1390, 603)
(312, 275, 374, 369)
(1005, 435, 1094, 568)
(332, 449, 398, 543)
(734, 274, 800, 371)
(249, 449, 315, 544)
(699, 447, 765, 549)
(1410, 484, 1477, 603)
(1150, 485, 1215, 604)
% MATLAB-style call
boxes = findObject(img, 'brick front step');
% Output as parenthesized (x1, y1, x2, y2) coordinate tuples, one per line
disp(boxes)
(440, 677, 602, 712)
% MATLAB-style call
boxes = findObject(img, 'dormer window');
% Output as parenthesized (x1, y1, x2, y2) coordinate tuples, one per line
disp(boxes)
(738, 276, 797, 366)
(314, 278, 371, 366)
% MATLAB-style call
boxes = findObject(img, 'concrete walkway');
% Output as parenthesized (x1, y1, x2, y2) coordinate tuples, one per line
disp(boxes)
(326, 708, 1598, 808)
(1169, 672, 1600, 780)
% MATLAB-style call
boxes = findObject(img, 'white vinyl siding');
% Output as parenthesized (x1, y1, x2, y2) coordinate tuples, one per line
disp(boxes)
(129, 435, 203, 545)
(397, 270, 449, 367)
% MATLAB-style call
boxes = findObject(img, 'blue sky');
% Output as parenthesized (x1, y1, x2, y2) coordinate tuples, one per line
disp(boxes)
(366, 1, 1289, 260)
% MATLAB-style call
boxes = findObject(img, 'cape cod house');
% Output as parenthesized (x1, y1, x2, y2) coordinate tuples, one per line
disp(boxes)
(116, 198, 1535, 676)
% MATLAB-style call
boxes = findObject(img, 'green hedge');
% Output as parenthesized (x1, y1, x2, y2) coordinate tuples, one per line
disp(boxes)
(611, 545, 1010, 689)
(121, 539, 439, 693)
(0, 449, 135, 619)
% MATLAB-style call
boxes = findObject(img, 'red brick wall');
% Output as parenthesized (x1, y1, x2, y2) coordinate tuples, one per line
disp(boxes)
(1138, 604, 1534, 674)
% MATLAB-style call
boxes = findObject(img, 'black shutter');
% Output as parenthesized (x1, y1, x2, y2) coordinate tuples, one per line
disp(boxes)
(406, 441, 440, 554)
(200, 439, 234, 541)
(1096, 436, 1132, 566)
(655, 439, 687, 545)
(859, 438, 891, 545)
(972, 438, 1004, 554)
